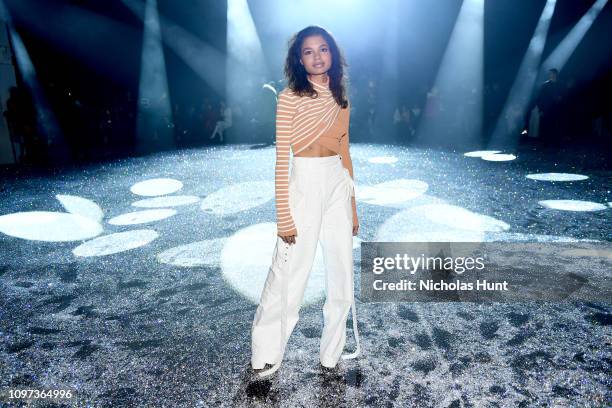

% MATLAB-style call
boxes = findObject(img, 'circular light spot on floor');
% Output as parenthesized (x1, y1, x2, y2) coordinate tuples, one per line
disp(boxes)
(559, 248, 612, 260)
(464, 150, 501, 157)
(482, 232, 599, 243)
(132, 195, 200, 208)
(368, 156, 398, 164)
(72, 229, 158, 257)
(0, 211, 103, 242)
(157, 239, 224, 267)
(481, 153, 516, 161)
(383, 229, 485, 243)
(538, 200, 607, 211)
(377, 206, 486, 242)
(56, 194, 104, 222)
(526, 173, 589, 182)
(377, 210, 599, 243)
(130, 178, 183, 196)
(357, 179, 428, 206)
(376, 204, 509, 242)
(107, 209, 177, 225)
(423, 204, 510, 232)
(221, 223, 326, 304)
(200, 181, 273, 216)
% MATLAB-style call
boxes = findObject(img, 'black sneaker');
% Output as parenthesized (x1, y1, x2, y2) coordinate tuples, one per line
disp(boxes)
(252, 363, 274, 374)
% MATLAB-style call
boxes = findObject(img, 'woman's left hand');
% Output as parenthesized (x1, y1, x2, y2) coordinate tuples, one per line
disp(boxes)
(352, 222, 359, 236)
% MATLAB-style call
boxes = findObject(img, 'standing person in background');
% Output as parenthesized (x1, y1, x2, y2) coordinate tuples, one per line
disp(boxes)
(536, 68, 563, 146)
(201, 99, 215, 144)
(209, 100, 232, 143)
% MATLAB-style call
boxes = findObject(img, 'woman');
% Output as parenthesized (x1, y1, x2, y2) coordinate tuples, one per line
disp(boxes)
(251, 26, 360, 378)
(209, 100, 232, 142)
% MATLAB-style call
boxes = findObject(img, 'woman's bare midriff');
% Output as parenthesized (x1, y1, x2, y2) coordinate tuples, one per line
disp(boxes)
(294, 141, 336, 157)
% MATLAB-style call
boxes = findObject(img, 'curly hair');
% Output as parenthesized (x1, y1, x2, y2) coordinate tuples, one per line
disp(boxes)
(283, 25, 349, 109)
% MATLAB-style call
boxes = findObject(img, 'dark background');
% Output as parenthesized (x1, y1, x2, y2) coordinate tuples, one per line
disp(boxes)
(3, 0, 611, 163)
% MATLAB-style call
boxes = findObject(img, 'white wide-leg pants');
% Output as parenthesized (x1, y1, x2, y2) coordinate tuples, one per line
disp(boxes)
(251, 154, 360, 377)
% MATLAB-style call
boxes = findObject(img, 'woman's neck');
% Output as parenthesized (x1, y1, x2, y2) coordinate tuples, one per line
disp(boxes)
(307, 73, 329, 86)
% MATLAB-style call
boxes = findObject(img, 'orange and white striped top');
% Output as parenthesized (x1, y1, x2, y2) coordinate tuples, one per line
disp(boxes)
(275, 77, 356, 237)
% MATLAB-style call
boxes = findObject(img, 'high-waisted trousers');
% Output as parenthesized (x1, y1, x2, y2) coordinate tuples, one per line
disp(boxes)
(251, 154, 360, 378)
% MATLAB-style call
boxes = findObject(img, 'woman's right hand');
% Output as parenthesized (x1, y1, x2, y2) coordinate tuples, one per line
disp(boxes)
(279, 232, 297, 245)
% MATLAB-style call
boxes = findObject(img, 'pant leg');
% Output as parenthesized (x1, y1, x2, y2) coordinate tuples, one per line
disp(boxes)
(209, 124, 218, 139)
(318, 164, 355, 367)
(250, 172, 323, 369)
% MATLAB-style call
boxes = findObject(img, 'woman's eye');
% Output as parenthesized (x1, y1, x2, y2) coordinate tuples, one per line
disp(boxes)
(321, 48, 328, 52)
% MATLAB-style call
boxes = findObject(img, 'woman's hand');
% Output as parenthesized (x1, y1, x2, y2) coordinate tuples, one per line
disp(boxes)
(352, 222, 359, 236)
(279, 232, 297, 245)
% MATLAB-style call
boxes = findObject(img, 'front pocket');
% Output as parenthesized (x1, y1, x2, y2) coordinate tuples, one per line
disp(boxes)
(288, 182, 302, 210)
(341, 167, 355, 198)
(288, 180, 311, 231)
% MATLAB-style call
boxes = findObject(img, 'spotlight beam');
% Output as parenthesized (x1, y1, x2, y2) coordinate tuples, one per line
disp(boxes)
(123, 0, 227, 97)
(540, 0, 608, 76)
(0, 0, 64, 160)
(123, 0, 174, 153)
(226, 0, 268, 142)
(488, 0, 557, 149)
(415, 0, 484, 149)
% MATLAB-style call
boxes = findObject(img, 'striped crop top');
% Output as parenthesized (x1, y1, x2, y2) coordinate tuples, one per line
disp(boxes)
(275, 77, 357, 236)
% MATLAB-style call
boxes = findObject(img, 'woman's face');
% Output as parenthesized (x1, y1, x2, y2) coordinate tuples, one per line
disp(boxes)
(299, 35, 332, 75)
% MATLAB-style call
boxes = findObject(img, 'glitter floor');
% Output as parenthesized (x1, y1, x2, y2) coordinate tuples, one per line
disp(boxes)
(0, 142, 610, 407)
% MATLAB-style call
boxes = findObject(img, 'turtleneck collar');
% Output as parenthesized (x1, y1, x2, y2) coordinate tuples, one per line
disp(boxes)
(307, 76, 331, 92)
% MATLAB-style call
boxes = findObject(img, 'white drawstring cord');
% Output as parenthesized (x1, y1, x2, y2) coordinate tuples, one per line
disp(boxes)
(341, 165, 360, 360)
(341, 297, 360, 360)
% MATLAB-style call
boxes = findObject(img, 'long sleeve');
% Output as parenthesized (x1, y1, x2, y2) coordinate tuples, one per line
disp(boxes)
(338, 102, 358, 226)
(275, 90, 298, 236)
